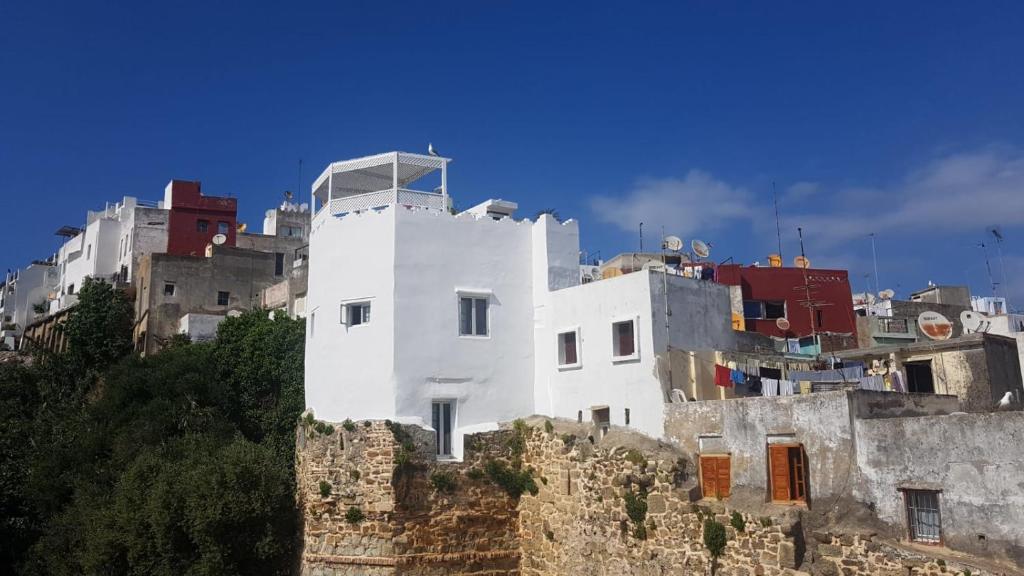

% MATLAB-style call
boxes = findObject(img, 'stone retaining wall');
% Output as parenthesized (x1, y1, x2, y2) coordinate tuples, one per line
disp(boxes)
(297, 417, 1009, 576)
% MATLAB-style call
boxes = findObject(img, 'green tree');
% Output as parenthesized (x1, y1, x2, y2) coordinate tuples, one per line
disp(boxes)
(61, 278, 134, 370)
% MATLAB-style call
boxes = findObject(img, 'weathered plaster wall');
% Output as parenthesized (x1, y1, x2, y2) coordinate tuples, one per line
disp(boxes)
(853, 412, 1024, 566)
(664, 391, 858, 504)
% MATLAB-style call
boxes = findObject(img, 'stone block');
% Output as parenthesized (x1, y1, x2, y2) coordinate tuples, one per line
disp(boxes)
(778, 541, 797, 569)
(818, 544, 843, 558)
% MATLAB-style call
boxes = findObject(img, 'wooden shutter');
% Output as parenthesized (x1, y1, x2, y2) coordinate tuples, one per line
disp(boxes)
(791, 447, 807, 502)
(769, 445, 791, 501)
(700, 456, 731, 499)
(700, 456, 719, 498)
(717, 457, 731, 498)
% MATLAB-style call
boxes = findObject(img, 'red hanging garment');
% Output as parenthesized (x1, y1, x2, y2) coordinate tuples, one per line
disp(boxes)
(715, 364, 733, 387)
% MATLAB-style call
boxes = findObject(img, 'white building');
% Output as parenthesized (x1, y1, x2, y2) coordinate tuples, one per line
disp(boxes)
(51, 196, 168, 313)
(304, 152, 736, 459)
(1, 263, 59, 349)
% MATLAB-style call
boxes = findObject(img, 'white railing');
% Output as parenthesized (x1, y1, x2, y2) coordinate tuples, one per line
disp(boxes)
(325, 188, 445, 216)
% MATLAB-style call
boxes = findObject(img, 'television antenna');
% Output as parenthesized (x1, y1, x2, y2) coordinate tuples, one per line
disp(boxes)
(989, 226, 1011, 310)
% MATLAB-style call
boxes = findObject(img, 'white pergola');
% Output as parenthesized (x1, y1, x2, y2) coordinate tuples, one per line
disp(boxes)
(312, 152, 451, 217)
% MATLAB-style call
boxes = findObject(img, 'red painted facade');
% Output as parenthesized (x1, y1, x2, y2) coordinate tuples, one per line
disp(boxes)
(716, 264, 857, 340)
(165, 180, 237, 256)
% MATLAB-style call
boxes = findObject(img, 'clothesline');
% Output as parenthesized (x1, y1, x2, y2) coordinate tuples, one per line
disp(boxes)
(713, 362, 909, 397)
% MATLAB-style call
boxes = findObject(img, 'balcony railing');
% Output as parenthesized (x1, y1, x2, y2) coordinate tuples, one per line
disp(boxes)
(322, 188, 446, 217)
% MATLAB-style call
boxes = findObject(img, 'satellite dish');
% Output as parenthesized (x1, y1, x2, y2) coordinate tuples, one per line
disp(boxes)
(691, 239, 711, 259)
(918, 311, 953, 341)
(237, 222, 248, 233)
(767, 254, 782, 268)
(211, 233, 227, 246)
(776, 317, 791, 331)
(793, 255, 811, 269)
(602, 267, 624, 279)
(879, 289, 895, 300)
(960, 310, 991, 334)
(662, 235, 683, 252)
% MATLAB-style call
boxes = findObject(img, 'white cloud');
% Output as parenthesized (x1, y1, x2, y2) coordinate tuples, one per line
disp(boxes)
(783, 181, 819, 202)
(589, 170, 752, 240)
(792, 147, 1024, 249)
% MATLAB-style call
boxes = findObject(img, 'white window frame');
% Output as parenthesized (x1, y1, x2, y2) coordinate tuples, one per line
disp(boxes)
(340, 299, 372, 328)
(610, 314, 640, 363)
(456, 290, 490, 338)
(432, 399, 457, 459)
(556, 326, 582, 370)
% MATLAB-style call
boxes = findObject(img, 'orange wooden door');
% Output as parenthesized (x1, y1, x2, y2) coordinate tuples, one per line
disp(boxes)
(790, 447, 807, 501)
(701, 456, 719, 498)
(701, 456, 731, 499)
(716, 456, 731, 498)
(769, 445, 791, 501)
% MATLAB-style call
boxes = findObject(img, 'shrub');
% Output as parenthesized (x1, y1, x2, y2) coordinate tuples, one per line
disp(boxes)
(312, 421, 334, 436)
(544, 419, 554, 434)
(624, 490, 648, 524)
(507, 419, 531, 458)
(759, 516, 772, 528)
(560, 434, 576, 448)
(363, 420, 371, 427)
(430, 469, 457, 493)
(730, 511, 746, 533)
(632, 524, 647, 540)
(342, 418, 355, 432)
(624, 449, 647, 468)
(319, 480, 332, 498)
(349, 469, 360, 481)
(465, 468, 484, 480)
(540, 476, 548, 485)
(484, 459, 538, 498)
(703, 518, 727, 559)
(345, 506, 365, 524)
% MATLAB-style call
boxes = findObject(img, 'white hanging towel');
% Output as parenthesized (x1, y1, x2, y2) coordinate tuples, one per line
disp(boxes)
(778, 379, 796, 396)
(762, 378, 779, 397)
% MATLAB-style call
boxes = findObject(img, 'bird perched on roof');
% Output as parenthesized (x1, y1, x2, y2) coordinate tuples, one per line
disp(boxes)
(997, 391, 1014, 410)
(428, 142, 440, 157)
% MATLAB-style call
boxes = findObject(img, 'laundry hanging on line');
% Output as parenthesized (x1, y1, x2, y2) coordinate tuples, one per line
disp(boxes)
(715, 364, 733, 387)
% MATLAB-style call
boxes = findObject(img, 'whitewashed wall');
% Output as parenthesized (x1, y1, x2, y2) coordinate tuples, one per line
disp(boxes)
(304, 208, 397, 422)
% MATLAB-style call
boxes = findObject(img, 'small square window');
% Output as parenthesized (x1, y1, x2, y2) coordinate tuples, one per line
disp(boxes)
(557, 329, 580, 368)
(163, 283, 175, 296)
(612, 318, 637, 360)
(459, 295, 488, 336)
(343, 302, 371, 327)
(218, 221, 230, 235)
(764, 301, 786, 320)
(217, 291, 229, 306)
(197, 220, 209, 233)
(743, 300, 764, 320)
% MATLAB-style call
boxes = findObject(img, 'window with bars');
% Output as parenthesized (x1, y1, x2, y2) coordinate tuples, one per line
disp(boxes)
(905, 489, 942, 544)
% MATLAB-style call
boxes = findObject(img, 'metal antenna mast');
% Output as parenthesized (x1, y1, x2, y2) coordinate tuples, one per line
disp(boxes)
(869, 232, 880, 295)
(773, 182, 783, 261)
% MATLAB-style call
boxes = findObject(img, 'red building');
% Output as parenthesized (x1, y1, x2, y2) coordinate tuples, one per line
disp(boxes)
(717, 264, 857, 343)
(163, 180, 237, 256)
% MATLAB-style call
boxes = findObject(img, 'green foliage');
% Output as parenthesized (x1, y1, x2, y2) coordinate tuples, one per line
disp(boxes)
(560, 433, 576, 448)
(543, 419, 554, 434)
(465, 468, 484, 480)
(484, 459, 538, 498)
(624, 488, 648, 539)
(624, 449, 647, 468)
(349, 469, 361, 481)
(730, 511, 746, 533)
(963, 570, 972, 576)
(704, 518, 727, 559)
(344, 506, 365, 524)
(540, 476, 548, 485)
(507, 419, 531, 459)
(319, 480, 332, 498)
(0, 308, 306, 575)
(342, 418, 355, 432)
(62, 277, 134, 370)
(760, 516, 772, 528)
(429, 470, 457, 493)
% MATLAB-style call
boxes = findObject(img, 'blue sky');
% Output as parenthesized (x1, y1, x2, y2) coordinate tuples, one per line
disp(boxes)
(2, 2, 1023, 308)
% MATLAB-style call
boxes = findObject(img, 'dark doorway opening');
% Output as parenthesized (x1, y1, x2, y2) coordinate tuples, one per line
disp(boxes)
(904, 361, 935, 394)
